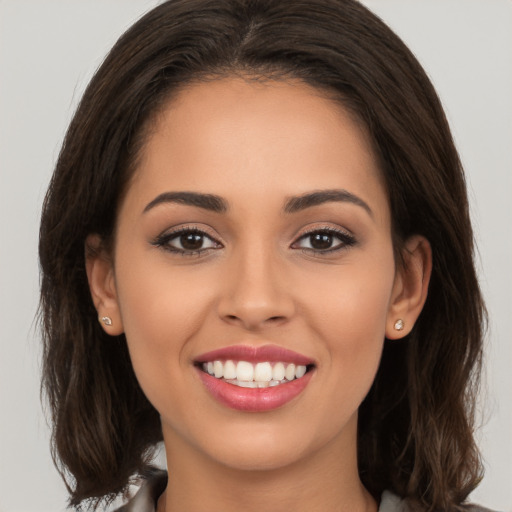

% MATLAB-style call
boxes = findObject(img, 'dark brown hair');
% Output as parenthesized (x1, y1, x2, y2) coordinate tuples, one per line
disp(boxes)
(39, 0, 486, 510)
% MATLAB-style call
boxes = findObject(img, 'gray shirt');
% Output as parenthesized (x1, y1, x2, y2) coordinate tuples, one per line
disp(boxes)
(116, 471, 497, 512)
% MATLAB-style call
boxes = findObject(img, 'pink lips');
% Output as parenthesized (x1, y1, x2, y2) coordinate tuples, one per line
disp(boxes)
(194, 344, 315, 412)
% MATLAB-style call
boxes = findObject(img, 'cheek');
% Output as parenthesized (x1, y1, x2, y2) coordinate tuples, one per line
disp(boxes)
(113, 257, 215, 395)
(315, 289, 388, 392)
(302, 251, 394, 325)
(298, 250, 395, 380)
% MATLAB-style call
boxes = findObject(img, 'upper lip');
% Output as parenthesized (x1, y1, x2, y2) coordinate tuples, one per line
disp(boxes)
(194, 344, 315, 366)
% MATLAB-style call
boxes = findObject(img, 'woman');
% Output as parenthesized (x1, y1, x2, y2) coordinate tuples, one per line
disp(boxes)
(39, 1, 491, 511)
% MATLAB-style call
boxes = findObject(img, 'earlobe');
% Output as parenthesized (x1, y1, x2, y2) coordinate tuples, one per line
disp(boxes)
(85, 234, 124, 335)
(386, 235, 432, 340)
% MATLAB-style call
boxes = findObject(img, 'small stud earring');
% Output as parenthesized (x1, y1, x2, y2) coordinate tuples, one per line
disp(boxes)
(99, 316, 113, 326)
(394, 319, 404, 331)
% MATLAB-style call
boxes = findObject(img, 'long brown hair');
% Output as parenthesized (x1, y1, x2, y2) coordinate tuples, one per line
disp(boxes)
(39, 0, 486, 510)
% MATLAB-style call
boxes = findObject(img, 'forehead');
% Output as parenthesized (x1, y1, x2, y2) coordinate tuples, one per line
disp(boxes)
(125, 77, 388, 223)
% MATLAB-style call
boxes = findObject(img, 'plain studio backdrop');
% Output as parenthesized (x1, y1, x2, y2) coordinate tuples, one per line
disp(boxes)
(0, 1, 510, 511)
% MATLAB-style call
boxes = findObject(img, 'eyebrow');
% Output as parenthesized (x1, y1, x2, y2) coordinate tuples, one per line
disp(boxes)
(284, 189, 373, 217)
(143, 191, 228, 214)
(143, 188, 372, 217)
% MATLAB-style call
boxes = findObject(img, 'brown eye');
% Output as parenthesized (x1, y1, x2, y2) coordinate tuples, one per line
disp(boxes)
(293, 228, 356, 253)
(153, 228, 220, 255)
(180, 232, 205, 251)
(309, 232, 334, 250)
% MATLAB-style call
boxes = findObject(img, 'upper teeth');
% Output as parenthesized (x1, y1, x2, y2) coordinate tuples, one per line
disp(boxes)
(202, 360, 307, 386)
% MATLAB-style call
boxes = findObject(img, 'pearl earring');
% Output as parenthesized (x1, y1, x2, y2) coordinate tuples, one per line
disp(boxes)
(394, 319, 404, 331)
(99, 316, 113, 326)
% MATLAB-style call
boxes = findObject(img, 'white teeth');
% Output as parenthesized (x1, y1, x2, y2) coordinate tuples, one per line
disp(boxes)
(223, 360, 237, 380)
(285, 363, 296, 381)
(201, 359, 310, 387)
(213, 360, 223, 378)
(272, 362, 285, 381)
(225, 379, 280, 388)
(236, 361, 254, 382)
(236, 380, 257, 388)
(254, 362, 272, 382)
(295, 365, 307, 378)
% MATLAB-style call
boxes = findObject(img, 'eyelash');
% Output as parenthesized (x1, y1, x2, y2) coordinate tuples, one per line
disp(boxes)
(152, 226, 356, 257)
(151, 226, 221, 257)
(292, 227, 357, 254)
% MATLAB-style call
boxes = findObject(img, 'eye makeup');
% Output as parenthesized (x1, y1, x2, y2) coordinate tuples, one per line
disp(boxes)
(291, 226, 357, 254)
(151, 223, 357, 258)
(151, 225, 223, 257)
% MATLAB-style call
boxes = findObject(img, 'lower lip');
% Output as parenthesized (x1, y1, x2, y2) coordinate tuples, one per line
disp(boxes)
(197, 369, 314, 412)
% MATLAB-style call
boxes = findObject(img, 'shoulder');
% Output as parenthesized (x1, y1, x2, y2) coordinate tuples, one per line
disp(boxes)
(379, 491, 501, 512)
(114, 470, 167, 512)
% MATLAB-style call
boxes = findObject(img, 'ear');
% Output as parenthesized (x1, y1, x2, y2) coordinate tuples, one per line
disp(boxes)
(386, 235, 432, 340)
(85, 234, 124, 336)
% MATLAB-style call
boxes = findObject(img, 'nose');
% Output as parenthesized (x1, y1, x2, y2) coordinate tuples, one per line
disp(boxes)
(216, 245, 295, 331)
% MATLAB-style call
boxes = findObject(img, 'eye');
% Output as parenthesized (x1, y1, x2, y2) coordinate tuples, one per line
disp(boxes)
(152, 227, 222, 255)
(292, 228, 356, 253)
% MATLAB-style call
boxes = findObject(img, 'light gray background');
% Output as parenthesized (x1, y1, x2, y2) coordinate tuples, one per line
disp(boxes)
(0, 1, 510, 511)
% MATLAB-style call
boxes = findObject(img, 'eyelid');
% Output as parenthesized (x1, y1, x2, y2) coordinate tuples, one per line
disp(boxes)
(151, 223, 356, 257)
(291, 225, 357, 253)
(151, 224, 223, 255)
(296, 224, 354, 238)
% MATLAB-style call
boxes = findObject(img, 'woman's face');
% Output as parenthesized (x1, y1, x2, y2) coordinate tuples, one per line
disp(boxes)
(98, 77, 409, 472)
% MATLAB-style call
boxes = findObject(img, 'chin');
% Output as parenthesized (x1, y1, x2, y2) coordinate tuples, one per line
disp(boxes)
(194, 415, 350, 473)
(209, 442, 308, 473)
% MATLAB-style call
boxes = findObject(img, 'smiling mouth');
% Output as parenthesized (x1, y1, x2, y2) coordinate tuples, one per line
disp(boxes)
(197, 360, 314, 388)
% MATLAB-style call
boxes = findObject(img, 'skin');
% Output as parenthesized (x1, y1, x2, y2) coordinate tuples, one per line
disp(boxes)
(87, 77, 431, 512)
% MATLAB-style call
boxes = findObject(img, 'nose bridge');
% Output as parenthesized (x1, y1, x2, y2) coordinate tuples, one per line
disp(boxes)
(217, 236, 294, 328)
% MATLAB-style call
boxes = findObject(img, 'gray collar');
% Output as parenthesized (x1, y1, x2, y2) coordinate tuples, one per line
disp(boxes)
(379, 491, 410, 512)
(115, 471, 167, 512)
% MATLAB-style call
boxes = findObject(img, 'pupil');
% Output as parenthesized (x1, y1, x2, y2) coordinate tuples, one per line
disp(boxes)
(311, 233, 332, 249)
(181, 233, 203, 250)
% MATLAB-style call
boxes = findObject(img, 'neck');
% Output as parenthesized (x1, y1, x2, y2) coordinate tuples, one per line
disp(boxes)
(158, 420, 377, 512)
